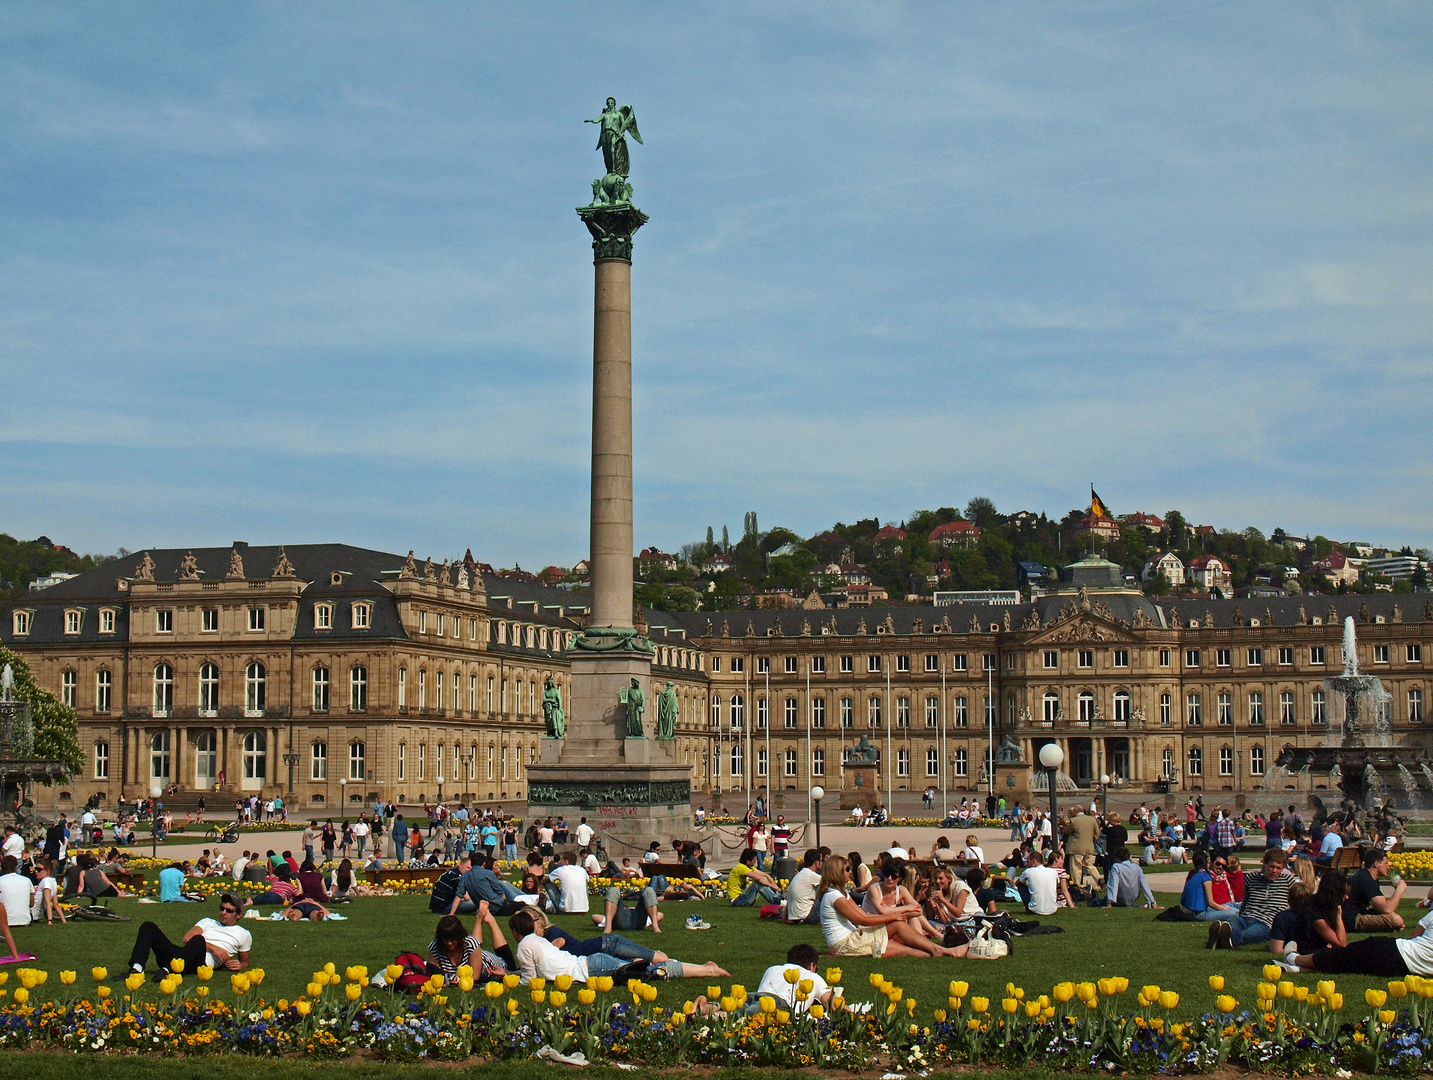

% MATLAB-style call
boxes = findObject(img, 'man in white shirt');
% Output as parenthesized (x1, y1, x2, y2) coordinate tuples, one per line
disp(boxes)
(1018, 851, 1060, 916)
(886, 841, 908, 859)
(231, 851, 249, 882)
(545, 852, 590, 914)
(582, 850, 602, 878)
(784, 849, 824, 924)
(352, 819, 371, 860)
(510, 909, 728, 983)
(0, 856, 33, 928)
(754, 943, 833, 1014)
(574, 818, 595, 848)
(126, 893, 252, 978)
(1, 826, 23, 862)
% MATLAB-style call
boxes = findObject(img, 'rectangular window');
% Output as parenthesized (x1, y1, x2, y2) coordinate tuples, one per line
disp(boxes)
(730, 657, 744, 673)
(418, 743, 426, 780)
(896, 696, 910, 727)
(469, 674, 477, 712)
(1410, 688, 1424, 723)
(1186, 692, 1202, 726)
(1159, 648, 1170, 667)
(954, 748, 968, 777)
(311, 742, 327, 780)
(811, 697, 825, 728)
(315, 605, 332, 630)
(156, 609, 172, 633)
(784, 655, 797, 674)
(784, 748, 797, 777)
(1160, 693, 1171, 725)
(924, 654, 938, 672)
(926, 747, 939, 776)
(811, 748, 824, 776)
(248, 607, 264, 631)
(983, 653, 996, 671)
(1408, 644, 1423, 663)
(1043, 651, 1058, 669)
(811, 656, 826, 673)
(896, 654, 910, 672)
(1312, 689, 1327, 724)
(1311, 646, 1326, 665)
(840, 697, 854, 728)
(398, 743, 406, 781)
(925, 696, 938, 728)
(1280, 691, 1296, 725)
(95, 670, 112, 713)
(867, 696, 882, 727)
(312, 668, 330, 711)
(1219, 747, 1234, 776)
(840, 655, 853, 673)
(1218, 692, 1233, 726)
(61, 670, 76, 707)
(12, 611, 30, 636)
(353, 604, 371, 629)
(757, 656, 769, 674)
(757, 747, 767, 777)
(1113, 649, 1129, 668)
(954, 696, 968, 727)
(953, 654, 968, 671)
(94, 741, 109, 779)
(711, 657, 720, 672)
(784, 698, 797, 729)
(757, 697, 768, 730)
(1279, 646, 1294, 666)
(1373, 645, 1390, 664)
(1216, 648, 1231, 667)
(1251, 745, 1265, 775)
(99, 609, 115, 634)
(896, 747, 909, 777)
(201, 608, 218, 632)
(351, 667, 368, 712)
(1186, 649, 1200, 668)
(1248, 691, 1264, 725)
(1077, 649, 1093, 669)
(867, 654, 881, 673)
(1247, 647, 1263, 666)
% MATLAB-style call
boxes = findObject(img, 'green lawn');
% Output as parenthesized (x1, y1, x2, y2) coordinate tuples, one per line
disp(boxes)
(7, 888, 1426, 1021)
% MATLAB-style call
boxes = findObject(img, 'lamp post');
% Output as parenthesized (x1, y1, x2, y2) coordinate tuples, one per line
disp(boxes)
(810, 785, 824, 850)
(340, 777, 348, 811)
(1099, 773, 1110, 818)
(282, 752, 299, 799)
(149, 782, 163, 859)
(437, 773, 444, 804)
(1038, 743, 1064, 848)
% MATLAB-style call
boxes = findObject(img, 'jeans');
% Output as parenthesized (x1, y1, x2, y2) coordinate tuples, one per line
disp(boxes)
(563, 934, 656, 962)
(1226, 914, 1271, 946)
(304, 844, 314, 864)
(357, 838, 367, 859)
(1196, 908, 1233, 922)
(505, 843, 517, 861)
(755, 852, 768, 871)
(583, 951, 680, 979)
(604, 885, 659, 930)
(731, 882, 780, 907)
(129, 920, 210, 974)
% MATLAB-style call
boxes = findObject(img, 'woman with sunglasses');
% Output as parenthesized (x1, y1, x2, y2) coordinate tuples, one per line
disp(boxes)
(1179, 851, 1234, 921)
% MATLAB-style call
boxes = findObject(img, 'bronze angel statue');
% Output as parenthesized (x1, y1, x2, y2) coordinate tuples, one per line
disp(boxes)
(586, 97, 642, 205)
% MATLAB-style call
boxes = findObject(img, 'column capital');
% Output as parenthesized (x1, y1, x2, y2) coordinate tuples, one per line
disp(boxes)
(577, 203, 648, 261)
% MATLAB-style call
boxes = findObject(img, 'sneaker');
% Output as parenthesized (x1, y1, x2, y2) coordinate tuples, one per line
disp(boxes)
(1206, 921, 1221, 950)
(1275, 959, 1299, 973)
(686, 914, 712, 930)
(1217, 922, 1234, 951)
(1283, 941, 1299, 963)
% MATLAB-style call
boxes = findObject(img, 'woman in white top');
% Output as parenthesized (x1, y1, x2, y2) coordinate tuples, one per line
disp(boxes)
(817, 855, 965, 959)
(960, 834, 985, 866)
(31, 856, 65, 926)
(862, 861, 941, 941)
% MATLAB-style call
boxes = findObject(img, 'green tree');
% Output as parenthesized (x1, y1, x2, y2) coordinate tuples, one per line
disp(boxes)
(0, 646, 82, 775)
(1163, 511, 1187, 551)
(965, 497, 1000, 530)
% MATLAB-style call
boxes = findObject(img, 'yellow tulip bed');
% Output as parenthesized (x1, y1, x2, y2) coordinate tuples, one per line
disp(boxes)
(0, 959, 1429, 1072)
(1390, 851, 1433, 881)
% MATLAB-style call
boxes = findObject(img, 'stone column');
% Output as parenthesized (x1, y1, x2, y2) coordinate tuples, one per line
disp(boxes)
(589, 255, 635, 631)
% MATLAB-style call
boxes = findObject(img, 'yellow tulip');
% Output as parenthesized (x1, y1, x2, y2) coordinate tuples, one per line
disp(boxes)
(1053, 982, 1074, 1003)
(169, 959, 184, 974)
(1366, 988, 1388, 1008)
(831, 995, 845, 1011)
(776, 1009, 791, 1024)
(508, 998, 520, 1016)
(1159, 991, 1179, 1010)
(555, 974, 573, 992)
(458, 977, 474, 993)
(504, 973, 522, 990)
(971, 997, 989, 1013)
(799, 978, 814, 995)
(307, 982, 324, 998)
(907, 998, 918, 1015)
(485, 982, 504, 999)
(387, 964, 405, 983)
(784, 967, 801, 984)
(531, 989, 546, 1005)
(825, 968, 842, 986)
(197, 966, 213, 982)
(91, 967, 108, 983)
(1208, 975, 1225, 991)
(578, 988, 596, 1005)
(1294, 986, 1308, 1002)
(12, 988, 28, 1006)
(888, 987, 903, 1003)
(594, 976, 614, 993)
(719, 996, 738, 1013)
(1024, 1000, 1041, 1018)
(885, 1003, 897, 1017)
(159, 978, 177, 995)
(97, 987, 111, 999)
(60, 971, 76, 985)
(550, 991, 567, 1008)
(342, 982, 360, 1001)
(323, 962, 336, 976)
(1115, 978, 1129, 993)
(1277, 981, 1294, 999)
(1388, 981, 1408, 999)
(809, 1003, 825, 1019)
(0, 973, 8, 987)
(295, 999, 312, 1017)
(759, 995, 777, 1014)
(967, 1018, 982, 1031)
(1263, 964, 1282, 982)
(1001, 998, 1019, 1014)
(1378, 1009, 1395, 1025)
(1317, 980, 1336, 999)
(231, 974, 251, 994)
(707, 984, 722, 999)
(126, 973, 145, 992)
(1328, 993, 1344, 1011)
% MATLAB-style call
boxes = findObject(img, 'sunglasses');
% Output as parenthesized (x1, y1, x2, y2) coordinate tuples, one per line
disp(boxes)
(220, 906, 239, 914)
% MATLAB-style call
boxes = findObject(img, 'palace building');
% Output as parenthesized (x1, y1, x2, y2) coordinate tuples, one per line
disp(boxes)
(3, 545, 1431, 813)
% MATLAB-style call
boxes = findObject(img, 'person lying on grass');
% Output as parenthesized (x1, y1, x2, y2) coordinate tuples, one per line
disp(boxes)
(818, 854, 967, 959)
(1281, 903, 1433, 978)
(528, 906, 670, 969)
(125, 893, 251, 978)
(428, 912, 512, 983)
(509, 907, 729, 984)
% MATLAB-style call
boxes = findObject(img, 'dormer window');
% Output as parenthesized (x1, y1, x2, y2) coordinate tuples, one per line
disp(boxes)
(12, 611, 31, 636)
(64, 609, 83, 635)
(352, 603, 372, 630)
(99, 608, 116, 634)
(314, 604, 333, 630)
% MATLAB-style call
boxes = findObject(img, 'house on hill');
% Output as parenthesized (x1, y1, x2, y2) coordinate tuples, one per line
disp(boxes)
(1141, 552, 1185, 587)
(929, 520, 981, 548)
(1188, 554, 1231, 595)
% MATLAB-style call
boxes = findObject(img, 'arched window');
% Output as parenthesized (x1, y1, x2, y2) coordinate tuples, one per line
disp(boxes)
(435, 669, 444, 710)
(1043, 692, 1060, 724)
(487, 743, 495, 780)
(312, 666, 330, 712)
(1113, 691, 1131, 722)
(418, 670, 427, 710)
(925, 696, 938, 728)
(730, 742, 743, 777)
(1078, 691, 1096, 724)
(199, 663, 219, 716)
(1160, 692, 1172, 725)
(243, 730, 267, 780)
(95, 669, 112, 713)
(311, 742, 327, 780)
(1162, 747, 1174, 778)
(730, 693, 744, 729)
(1186, 746, 1203, 776)
(93, 740, 109, 780)
(867, 696, 882, 728)
(1250, 745, 1265, 776)
(351, 666, 367, 712)
(195, 730, 217, 787)
(61, 670, 76, 708)
(153, 663, 173, 717)
(245, 662, 266, 715)
(397, 667, 407, 708)
(711, 694, 722, 728)
(150, 731, 170, 780)
(349, 741, 365, 781)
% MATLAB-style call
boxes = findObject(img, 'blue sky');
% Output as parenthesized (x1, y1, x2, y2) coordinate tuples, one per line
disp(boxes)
(2, 3, 1430, 567)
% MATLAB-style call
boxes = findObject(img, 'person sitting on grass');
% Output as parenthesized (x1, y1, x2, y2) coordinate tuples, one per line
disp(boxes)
(1104, 846, 1160, 908)
(75, 853, 128, 899)
(1344, 848, 1408, 932)
(244, 864, 300, 908)
(727, 847, 781, 908)
(545, 851, 590, 916)
(125, 893, 251, 978)
(784, 849, 824, 925)
(1207, 847, 1294, 950)
(297, 860, 330, 904)
(1016, 850, 1060, 916)
(158, 862, 201, 902)
(509, 908, 729, 984)
(1180, 851, 1234, 921)
(817, 854, 967, 959)
(1268, 881, 1313, 957)
(1281, 902, 1433, 977)
(30, 856, 66, 927)
(428, 912, 513, 983)
(594, 878, 665, 934)
(863, 860, 941, 941)
(752, 942, 834, 1014)
(327, 858, 356, 902)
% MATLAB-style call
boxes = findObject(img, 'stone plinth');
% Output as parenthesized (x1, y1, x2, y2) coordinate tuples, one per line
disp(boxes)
(840, 766, 878, 808)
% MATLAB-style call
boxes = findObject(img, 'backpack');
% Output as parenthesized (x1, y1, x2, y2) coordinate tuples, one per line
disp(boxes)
(391, 952, 434, 993)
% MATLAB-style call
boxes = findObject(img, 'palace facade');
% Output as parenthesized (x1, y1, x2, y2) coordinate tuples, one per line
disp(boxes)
(4, 546, 1430, 813)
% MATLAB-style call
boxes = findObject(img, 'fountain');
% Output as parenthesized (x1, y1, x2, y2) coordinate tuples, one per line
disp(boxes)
(1274, 618, 1430, 812)
(1030, 769, 1081, 793)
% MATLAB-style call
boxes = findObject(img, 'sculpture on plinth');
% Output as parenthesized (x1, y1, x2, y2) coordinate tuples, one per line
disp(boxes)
(542, 676, 566, 739)
(585, 97, 642, 206)
(619, 677, 645, 737)
(656, 681, 678, 740)
(0, 664, 13, 703)
(844, 734, 880, 767)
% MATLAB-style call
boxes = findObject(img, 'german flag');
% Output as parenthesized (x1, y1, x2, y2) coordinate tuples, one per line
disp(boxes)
(1090, 488, 1111, 520)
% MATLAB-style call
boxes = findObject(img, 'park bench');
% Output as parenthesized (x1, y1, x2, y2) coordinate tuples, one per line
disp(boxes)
(365, 866, 444, 886)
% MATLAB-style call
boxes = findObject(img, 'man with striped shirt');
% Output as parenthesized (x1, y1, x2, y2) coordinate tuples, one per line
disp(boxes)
(1209, 848, 1294, 949)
